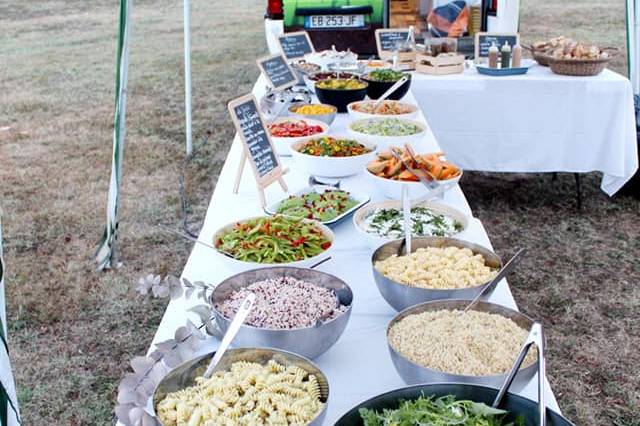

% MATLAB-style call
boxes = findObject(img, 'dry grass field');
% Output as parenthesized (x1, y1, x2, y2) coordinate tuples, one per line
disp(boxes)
(0, 0, 638, 424)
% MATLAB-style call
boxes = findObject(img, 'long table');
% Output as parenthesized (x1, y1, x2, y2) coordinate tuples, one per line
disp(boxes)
(411, 65, 638, 196)
(146, 75, 561, 424)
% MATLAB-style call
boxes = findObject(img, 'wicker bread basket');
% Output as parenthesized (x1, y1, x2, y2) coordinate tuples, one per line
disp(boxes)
(545, 47, 619, 76)
(522, 44, 550, 66)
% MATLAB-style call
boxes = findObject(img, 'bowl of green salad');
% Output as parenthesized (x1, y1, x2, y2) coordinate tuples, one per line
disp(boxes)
(352, 200, 468, 248)
(265, 186, 370, 226)
(348, 117, 427, 151)
(213, 215, 335, 271)
(361, 69, 412, 100)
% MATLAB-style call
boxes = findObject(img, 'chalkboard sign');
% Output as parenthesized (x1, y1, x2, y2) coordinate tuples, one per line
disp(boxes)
(228, 94, 288, 206)
(474, 32, 520, 60)
(256, 54, 298, 91)
(375, 28, 411, 59)
(278, 31, 314, 61)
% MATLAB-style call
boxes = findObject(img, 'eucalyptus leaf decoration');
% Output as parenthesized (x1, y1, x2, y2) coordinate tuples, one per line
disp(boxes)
(117, 275, 219, 425)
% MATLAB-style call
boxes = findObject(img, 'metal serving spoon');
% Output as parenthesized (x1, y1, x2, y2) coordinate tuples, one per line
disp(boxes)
(373, 75, 409, 109)
(463, 248, 526, 313)
(493, 322, 546, 426)
(203, 293, 255, 378)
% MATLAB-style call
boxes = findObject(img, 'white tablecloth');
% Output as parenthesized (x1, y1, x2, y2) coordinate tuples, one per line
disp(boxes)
(146, 76, 561, 424)
(410, 65, 638, 196)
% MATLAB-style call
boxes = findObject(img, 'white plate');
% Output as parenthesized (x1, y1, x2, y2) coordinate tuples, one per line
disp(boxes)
(264, 185, 370, 226)
(268, 117, 330, 156)
(352, 200, 469, 248)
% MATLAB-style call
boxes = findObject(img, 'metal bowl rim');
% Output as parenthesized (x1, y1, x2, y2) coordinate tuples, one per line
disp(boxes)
(371, 236, 503, 293)
(211, 266, 354, 332)
(386, 299, 537, 379)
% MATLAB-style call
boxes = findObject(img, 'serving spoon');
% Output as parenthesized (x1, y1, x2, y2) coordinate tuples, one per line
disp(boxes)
(203, 293, 255, 378)
(372, 75, 409, 110)
(463, 248, 526, 312)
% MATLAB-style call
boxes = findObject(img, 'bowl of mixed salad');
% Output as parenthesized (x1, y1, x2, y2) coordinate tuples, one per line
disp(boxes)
(266, 186, 370, 226)
(361, 69, 412, 100)
(347, 100, 419, 120)
(314, 78, 368, 112)
(213, 215, 335, 270)
(352, 200, 468, 248)
(348, 117, 427, 150)
(267, 117, 329, 156)
(290, 136, 377, 177)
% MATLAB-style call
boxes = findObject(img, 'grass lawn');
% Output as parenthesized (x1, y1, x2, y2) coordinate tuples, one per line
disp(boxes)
(1, 0, 638, 424)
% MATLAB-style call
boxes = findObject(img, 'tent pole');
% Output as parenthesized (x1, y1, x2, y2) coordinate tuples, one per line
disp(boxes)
(184, 0, 193, 157)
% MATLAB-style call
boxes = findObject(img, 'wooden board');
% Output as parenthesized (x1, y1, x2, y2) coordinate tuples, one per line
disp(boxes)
(474, 32, 520, 61)
(375, 28, 412, 60)
(277, 31, 314, 61)
(256, 54, 298, 91)
(228, 94, 288, 206)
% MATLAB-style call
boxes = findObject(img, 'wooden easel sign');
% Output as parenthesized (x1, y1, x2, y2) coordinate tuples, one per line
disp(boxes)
(228, 94, 288, 207)
(277, 31, 314, 61)
(256, 54, 298, 91)
(375, 28, 412, 60)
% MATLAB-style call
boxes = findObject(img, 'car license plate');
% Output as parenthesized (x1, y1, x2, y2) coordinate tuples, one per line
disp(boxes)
(305, 14, 365, 29)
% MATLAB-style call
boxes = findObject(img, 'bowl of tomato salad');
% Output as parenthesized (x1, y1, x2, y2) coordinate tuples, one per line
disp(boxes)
(213, 215, 335, 271)
(290, 136, 377, 178)
(267, 118, 329, 157)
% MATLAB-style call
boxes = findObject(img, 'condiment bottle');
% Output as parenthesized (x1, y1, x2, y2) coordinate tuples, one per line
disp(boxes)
(512, 43, 522, 67)
(500, 41, 511, 69)
(488, 42, 499, 68)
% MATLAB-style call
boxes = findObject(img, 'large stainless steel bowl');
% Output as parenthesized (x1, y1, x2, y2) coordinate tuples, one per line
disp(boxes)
(334, 383, 574, 425)
(153, 347, 329, 426)
(387, 299, 537, 388)
(372, 237, 502, 311)
(211, 267, 353, 359)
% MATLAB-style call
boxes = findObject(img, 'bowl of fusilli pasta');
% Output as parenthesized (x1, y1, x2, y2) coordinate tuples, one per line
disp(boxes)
(211, 267, 353, 359)
(153, 347, 329, 426)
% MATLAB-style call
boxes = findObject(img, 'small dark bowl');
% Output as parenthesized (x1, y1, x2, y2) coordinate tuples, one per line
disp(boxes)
(315, 80, 368, 113)
(361, 73, 412, 100)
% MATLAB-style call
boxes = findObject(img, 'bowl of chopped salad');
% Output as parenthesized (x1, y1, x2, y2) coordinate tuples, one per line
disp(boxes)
(361, 69, 412, 100)
(290, 136, 377, 178)
(353, 200, 468, 248)
(213, 215, 335, 271)
(267, 117, 329, 156)
(348, 117, 427, 151)
(347, 100, 419, 120)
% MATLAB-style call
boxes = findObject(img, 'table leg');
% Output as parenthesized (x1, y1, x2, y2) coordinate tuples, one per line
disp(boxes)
(574, 173, 582, 210)
(552, 172, 558, 182)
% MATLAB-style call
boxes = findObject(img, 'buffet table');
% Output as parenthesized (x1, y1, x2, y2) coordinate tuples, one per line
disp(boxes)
(145, 75, 562, 424)
(410, 65, 638, 196)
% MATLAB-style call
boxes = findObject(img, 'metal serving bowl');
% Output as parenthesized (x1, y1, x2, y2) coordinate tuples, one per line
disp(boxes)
(334, 383, 574, 425)
(211, 267, 353, 359)
(153, 347, 329, 426)
(387, 299, 537, 388)
(371, 237, 502, 311)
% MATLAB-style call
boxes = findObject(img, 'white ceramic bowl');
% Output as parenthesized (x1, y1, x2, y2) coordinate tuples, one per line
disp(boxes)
(366, 168, 462, 199)
(268, 117, 329, 156)
(347, 101, 419, 120)
(212, 216, 335, 272)
(347, 117, 427, 151)
(352, 200, 469, 248)
(290, 138, 377, 178)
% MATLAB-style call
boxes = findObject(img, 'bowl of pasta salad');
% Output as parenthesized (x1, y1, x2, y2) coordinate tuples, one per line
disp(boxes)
(153, 347, 329, 426)
(371, 237, 502, 311)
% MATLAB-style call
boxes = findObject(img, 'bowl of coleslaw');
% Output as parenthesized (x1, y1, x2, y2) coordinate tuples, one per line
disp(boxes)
(348, 117, 427, 151)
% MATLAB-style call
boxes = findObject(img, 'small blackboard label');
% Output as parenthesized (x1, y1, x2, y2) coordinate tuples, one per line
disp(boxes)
(376, 28, 411, 53)
(278, 31, 314, 60)
(230, 97, 277, 178)
(256, 54, 297, 91)
(475, 32, 520, 59)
